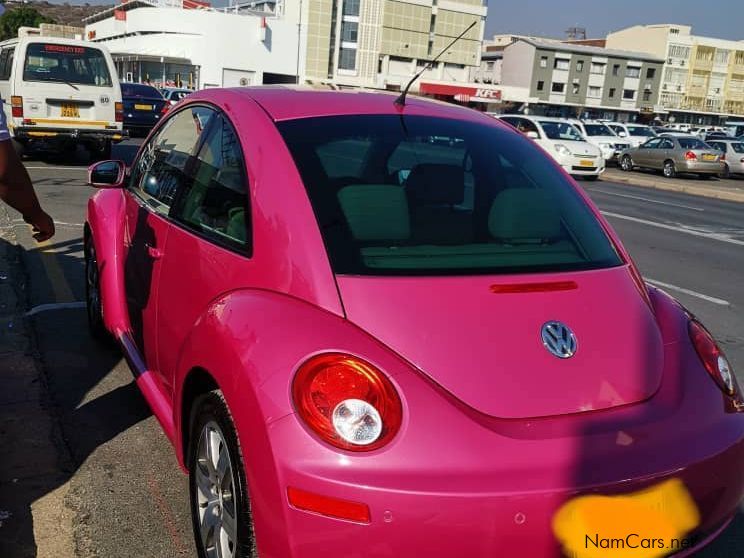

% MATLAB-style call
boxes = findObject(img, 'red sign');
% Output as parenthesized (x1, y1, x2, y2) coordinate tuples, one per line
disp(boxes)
(420, 82, 502, 101)
(44, 44, 85, 54)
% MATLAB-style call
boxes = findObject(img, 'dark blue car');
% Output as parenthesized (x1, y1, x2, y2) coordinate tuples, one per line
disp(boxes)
(120, 83, 168, 136)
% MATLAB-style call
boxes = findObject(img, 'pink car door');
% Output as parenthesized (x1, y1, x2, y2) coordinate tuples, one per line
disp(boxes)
(153, 111, 254, 396)
(124, 104, 215, 368)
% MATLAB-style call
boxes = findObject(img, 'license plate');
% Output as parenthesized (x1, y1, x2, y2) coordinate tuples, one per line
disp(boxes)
(61, 103, 79, 118)
(702, 153, 716, 161)
(579, 159, 594, 167)
(134, 104, 152, 111)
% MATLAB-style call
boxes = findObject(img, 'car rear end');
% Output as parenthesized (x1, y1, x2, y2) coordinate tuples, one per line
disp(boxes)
(673, 136, 723, 175)
(10, 39, 124, 155)
(120, 83, 168, 134)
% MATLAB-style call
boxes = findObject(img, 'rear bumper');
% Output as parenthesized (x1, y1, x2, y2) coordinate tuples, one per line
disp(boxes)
(14, 126, 127, 143)
(676, 160, 723, 174)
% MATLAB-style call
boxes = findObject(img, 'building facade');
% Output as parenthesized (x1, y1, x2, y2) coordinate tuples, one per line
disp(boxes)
(606, 24, 744, 124)
(499, 38, 664, 121)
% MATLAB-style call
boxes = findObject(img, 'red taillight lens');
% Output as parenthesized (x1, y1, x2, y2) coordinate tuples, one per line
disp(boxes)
(115, 101, 123, 123)
(287, 487, 371, 523)
(11, 96, 23, 118)
(292, 353, 402, 451)
(720, 154, 726, 161)
(689, 320, 737, 395)
(160, 104, 170, 115)
(684, 151, 697, 160)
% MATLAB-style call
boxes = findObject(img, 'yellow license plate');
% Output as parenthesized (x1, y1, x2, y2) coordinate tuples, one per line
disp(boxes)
(702, 153, 716, 161)
(579, 159, 594, 167)
(61, 103, 79, 118)
(134, 104, 152, 111)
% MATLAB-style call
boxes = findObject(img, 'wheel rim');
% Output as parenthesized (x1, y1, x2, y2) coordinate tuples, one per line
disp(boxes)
(622, 156, 631, 170)
(664, 163, 673, 177)
(195, 421, 238, 558)
(85, 241, 102, 321)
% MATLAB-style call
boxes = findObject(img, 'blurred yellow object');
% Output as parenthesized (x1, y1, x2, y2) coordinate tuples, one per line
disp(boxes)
(553, 478, 700, 558)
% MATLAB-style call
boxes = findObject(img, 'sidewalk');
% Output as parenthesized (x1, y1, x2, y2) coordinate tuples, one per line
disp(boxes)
(600, 168, 744, 203)
(0, 206, 75, 558)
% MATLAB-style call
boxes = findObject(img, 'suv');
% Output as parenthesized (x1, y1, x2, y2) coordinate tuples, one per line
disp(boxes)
(497, 115, 604, 180)
(568, 119, 629, 163)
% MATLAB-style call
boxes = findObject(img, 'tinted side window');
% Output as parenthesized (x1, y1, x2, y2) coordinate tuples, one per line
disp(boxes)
(0, 47, 15, 80)
(643, 138, 662, 149)
(172, 114, 250, 254)
(130, 106, 215, 214)
(660, 138, 674, 149)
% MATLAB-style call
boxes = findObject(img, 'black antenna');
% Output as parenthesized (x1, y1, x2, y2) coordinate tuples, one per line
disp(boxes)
(394, 20, 478, 107)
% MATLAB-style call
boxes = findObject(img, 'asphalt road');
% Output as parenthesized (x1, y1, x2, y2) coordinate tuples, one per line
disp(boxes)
(3, 147, 744, 557)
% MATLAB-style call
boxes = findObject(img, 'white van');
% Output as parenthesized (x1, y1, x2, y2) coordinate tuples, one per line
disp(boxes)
(497, 115, 605, 180)
(0, 36, 123, 158)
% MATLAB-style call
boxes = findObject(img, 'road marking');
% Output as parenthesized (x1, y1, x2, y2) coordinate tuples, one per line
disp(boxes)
(25, 166, 86, 171)
(646, 278, 730, 307)
(12, 219, 84, 229)
(37, 239, 76, 303)
(25, 301, 86, 317)
(601, 211, 744, 246)
(592, 188, 704, 212)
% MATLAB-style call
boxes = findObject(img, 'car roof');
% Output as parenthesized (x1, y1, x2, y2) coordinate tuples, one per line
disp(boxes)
(194, 86, 489, 123)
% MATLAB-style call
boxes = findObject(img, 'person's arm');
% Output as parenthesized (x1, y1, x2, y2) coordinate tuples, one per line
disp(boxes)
(0, 140, 55, 242)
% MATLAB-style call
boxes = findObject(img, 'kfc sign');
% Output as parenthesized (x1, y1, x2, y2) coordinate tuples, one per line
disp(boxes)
(475, 89, 501, 100)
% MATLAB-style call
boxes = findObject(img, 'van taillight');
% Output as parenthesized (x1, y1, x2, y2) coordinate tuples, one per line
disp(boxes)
(11, 96, 23, 118)
(115, 102, 123, 123)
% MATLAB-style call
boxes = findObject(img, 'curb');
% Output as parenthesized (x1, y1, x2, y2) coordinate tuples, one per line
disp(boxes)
(599, 170, 744, 204)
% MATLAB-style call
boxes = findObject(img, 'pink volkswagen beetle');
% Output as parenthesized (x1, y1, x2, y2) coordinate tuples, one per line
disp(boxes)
(85, 87, 744, 558)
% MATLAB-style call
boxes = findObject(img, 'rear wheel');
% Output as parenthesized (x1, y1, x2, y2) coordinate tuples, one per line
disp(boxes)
(663, 160, 676, 178)
(719, 164, 730, 179)
(89, 140, 112, 163)
(189, 391, 257, 558)
(620, 155, 633, 172)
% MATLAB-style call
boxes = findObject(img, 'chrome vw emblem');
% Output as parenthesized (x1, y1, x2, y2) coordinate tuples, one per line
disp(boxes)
(541, 321, 577, 359)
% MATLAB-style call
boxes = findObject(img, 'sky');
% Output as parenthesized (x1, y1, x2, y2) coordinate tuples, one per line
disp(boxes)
(485, 0, 744, 42)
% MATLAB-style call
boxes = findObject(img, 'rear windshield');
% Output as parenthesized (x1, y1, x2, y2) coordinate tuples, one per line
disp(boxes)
(23, 43, 112, 86)
(538, 121, 583, 141)
(627, 126, 655, 137)
(677, 137, 709, 150)
(584, 123, 614, 136)
(277, 115, 623, 276)
(122, 83, 162, 98)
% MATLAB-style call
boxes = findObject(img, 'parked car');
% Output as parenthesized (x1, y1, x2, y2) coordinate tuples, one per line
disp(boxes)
(120, 82, 169, 135)
(568, 119, 629, 163)
(606, 122, 657, 148)
(161, 86, 193, 106)
(497, 115, 604, 179)
(86, 88, 744, 558)
(0, 36, 123, 159)
(704, 131, 733, 143)
(707, 138, 744, 178)
(619, 134, 723, 178)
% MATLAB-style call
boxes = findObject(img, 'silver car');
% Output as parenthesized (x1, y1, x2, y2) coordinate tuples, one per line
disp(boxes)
(706, 139, 744, 178)
(618, 134, 723, 179)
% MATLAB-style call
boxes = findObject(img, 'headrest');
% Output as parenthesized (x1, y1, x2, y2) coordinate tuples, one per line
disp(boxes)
(338, 185, 410, 241)
(488, 189, 561, 242)
(405, 163, 464, 205)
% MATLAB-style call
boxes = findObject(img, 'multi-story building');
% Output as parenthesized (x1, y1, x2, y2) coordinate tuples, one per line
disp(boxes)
(606, 24, 744, 124)
(305, 0, 487, 93)
(499, 38, 664, 121)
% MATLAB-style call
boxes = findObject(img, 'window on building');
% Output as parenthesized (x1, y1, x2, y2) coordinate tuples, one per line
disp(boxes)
(625, 66, 641, 78)
(714, 50, 730, 65)
(646, 67, 656, 79)
(486, 61, 494, 71)
(571, 82, 580, 94)
(554, 58, 570, 70)
(590, 62, 605, 75)
(609, 88, 616, 98)
(338, 48, 357, 70)
(612, 64, 620, 76)
(341, 21, 358, 43)
(342, 0, 360, 16)
(623, 89, 635, 100)
(540, 56, 548, 68)
(552, 82, 565, 93)
(588, 86, 601, 98)
(536, 80, 544, 91)
(576, 60, 584, 72)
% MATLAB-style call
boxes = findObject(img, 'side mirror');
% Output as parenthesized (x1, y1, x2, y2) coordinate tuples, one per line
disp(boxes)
(88, 160, 126, 188)
(526, 130, 539, 139)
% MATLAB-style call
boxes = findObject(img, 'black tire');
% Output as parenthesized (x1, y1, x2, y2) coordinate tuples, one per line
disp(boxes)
(84, 233, 110, 342)
(698, 173, 712, 180)
(189, 391, 257, 558)
(620, 155, 633, 172)
(662, 160, 676, 179)
(720, 164, 730, 179)
(90, 140, 112, 163)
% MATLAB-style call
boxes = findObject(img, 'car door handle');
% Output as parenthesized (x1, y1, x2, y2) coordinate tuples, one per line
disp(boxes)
(145, 243, 163, 259)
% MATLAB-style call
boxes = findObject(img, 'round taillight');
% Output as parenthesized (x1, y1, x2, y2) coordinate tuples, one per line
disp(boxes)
(292, 353, 402, 451)
(689, 320, 736, 395)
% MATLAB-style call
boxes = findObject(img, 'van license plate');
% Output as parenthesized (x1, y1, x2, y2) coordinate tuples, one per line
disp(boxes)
(61, 103, 79, 118)
(134, 104, 152, 111)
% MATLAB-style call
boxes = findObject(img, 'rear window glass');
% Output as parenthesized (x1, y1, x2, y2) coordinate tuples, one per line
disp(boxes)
(677, 137, 708, 150)
(122, 84, 162, 98)
(277, 115, 623, 276)
(584, 123, 614, 136)
(23, 43, 111, 86)
(627, 126, 655, 137)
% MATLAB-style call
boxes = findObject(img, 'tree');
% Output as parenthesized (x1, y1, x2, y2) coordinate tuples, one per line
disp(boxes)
(0, 7, 56, 41)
